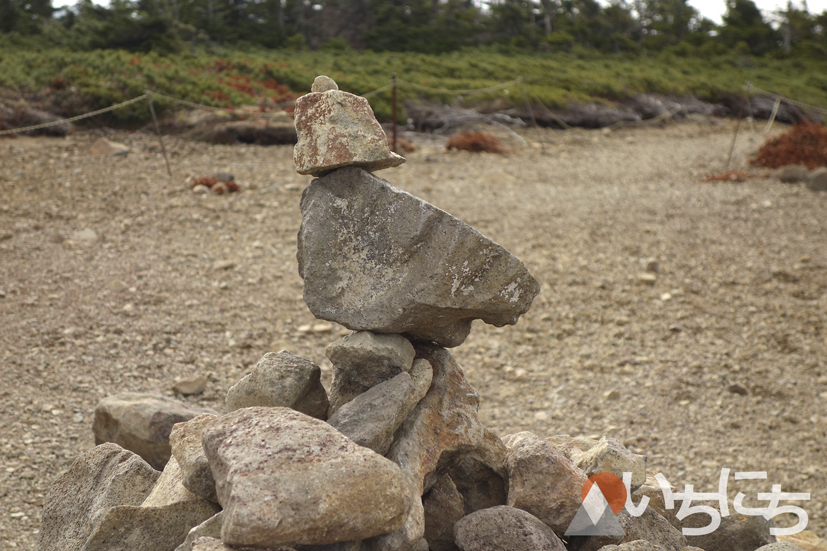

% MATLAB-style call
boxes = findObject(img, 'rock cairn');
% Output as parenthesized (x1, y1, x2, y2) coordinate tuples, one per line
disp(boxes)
(37, 76, 783, 551)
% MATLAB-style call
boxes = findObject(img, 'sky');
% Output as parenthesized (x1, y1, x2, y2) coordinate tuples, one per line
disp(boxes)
(50, 0, 827, 25)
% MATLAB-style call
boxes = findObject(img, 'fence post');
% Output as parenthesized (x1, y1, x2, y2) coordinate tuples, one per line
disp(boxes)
(146, 91, 173, 179)
(391, 73, 398, 153)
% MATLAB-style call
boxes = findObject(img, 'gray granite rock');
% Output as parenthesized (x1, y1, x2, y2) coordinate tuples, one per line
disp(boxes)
(600, 542, 668, 551)
(363, 494, 425, 551)
(225, 351, 328, 419)
(169, 414, 218, 502)
(505, 432, 586, 535)
(807, 167, 827, 192)
(574, 436, 647, 491)
(454, 506, 567, 551)
(297, 167, 540, 348)
(201, 407, 412, 547)
(754, 543, 806, 551)
(92, 392, 216, 470)
(387, 344, 484, 494)
(778, 165, 809, 183)
(293, 78, 405, 176)
(174, 512, 223, 551)
(682, 507, 774, 551)
(326, 331, 416, 388)
(190, 536, 298, 550)
(619, 508, 687, 551)
(327, 367, 430, 455)
(37, 443, 160, 551)
(423, 475, 465, 551)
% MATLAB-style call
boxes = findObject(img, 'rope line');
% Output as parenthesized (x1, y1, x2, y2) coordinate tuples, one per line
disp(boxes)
(747, 83, 827, 117)
(148, 91, 230, 112)
(0, 94, 149, 137)
(361, 83, 394, 99)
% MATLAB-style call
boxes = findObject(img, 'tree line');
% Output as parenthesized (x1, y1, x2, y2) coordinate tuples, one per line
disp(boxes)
(3, 0, 827, 57)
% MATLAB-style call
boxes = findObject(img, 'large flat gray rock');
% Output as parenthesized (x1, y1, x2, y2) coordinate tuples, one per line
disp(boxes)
(297, 167, 540, 348)
(201, 407, 412, 547)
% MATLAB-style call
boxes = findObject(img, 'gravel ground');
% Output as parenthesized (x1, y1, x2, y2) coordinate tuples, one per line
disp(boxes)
(0, 118, 825, 550)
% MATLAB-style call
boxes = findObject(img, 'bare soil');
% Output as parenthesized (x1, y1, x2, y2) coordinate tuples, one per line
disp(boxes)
(1, 118, 826, 550)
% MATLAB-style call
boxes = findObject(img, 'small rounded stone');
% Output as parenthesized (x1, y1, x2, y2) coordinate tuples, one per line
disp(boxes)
(311, 75, 339, 93)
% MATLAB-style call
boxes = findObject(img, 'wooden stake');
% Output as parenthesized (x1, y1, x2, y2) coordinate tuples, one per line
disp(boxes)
(391, 73, 398, 153)
(146, 91, 173, 179)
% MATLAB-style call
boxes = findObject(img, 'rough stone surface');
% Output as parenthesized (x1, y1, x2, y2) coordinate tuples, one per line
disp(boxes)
(293, 80, 404, 176)
(387, 344, 484, 494)
(619, 508, 687, 551)
(364, 494, 425, 551)
(505, 432, 587, 535)
(446, 427, 508, 514)
(190, 536, 299, 551)
(172, 375, 208, 396)
(311, 76, 339, 93)
(806, 167, 827, 191)
(755, 544, 808, 551)
(453, 506, 567, 551)
(36, 443, 160, 551)
(423, 475, 464, 551)
(632, 474, 680, 530)
(201, 407, 412, 547)
(83, 455, 221, 551)
(327, 368, 430, 456)
(682, 507, 775, 551)
(574, 436, 647, 490)
(326, 331, 416, 388)
(92, 392, 216, 470)
(545, 434, 598, 461)
(225, 351, 328, 419)
(169, 414, 218, 502)
(600, 542, 668, 551)
(297, 167, 540, 348)
(174, 512, 223, 551)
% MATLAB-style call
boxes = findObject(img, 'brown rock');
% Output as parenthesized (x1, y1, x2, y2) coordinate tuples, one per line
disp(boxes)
(505, 432, 587, 535)
(92, 392, 216, 470)
(293, 78, 405, 176)
(201, 407, 412, 547)
(446, 427, 509, 514)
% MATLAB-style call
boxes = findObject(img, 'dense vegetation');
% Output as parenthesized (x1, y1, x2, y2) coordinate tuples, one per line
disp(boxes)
(2, 0, 827, 57)
(1, 0, 827, 126)
(2, 46, 826, 125)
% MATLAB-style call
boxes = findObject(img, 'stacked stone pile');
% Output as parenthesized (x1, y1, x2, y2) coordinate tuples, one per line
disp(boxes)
(37, 77, 790, 551)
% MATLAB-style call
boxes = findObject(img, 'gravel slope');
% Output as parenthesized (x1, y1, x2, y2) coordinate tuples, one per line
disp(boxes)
(0, 118, 825, 549)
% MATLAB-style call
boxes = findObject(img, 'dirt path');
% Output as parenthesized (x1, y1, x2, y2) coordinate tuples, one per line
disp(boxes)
(1, 119, 825, 549)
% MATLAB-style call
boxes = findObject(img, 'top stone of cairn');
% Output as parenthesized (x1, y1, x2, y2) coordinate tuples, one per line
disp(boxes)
(293, 75, 405, 177)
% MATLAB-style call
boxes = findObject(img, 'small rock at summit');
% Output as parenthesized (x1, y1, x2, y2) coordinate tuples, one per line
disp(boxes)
(505, 432, 586, 535)
(225, 351, 329, 419)
(327, 367, 431, 455)
(294, 76, 405, 176)
(574, 436, 647, 490)
(298, 167, 541, 348)
(170, 414, 219, 502)
(90, 137, 130, 157)
(201, 407, 412, 547)
(93, 392, 217, 470)
(454, 506, 567, 551)
(807, 167, 827, 192)
(37, 443, 160, 551)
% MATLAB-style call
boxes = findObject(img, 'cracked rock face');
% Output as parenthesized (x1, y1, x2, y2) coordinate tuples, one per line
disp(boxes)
(293, 83, 404, 177)
(297, 167, 540, 348)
